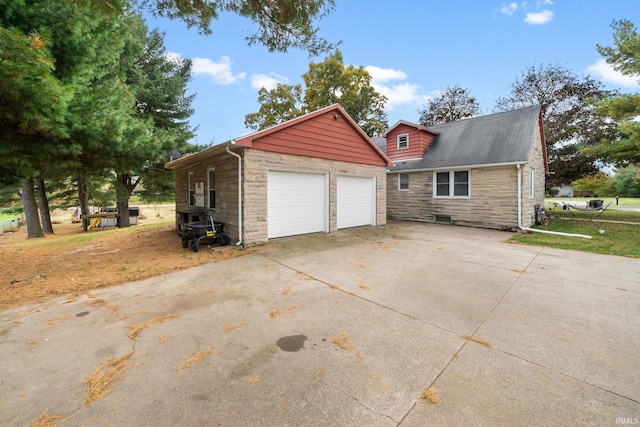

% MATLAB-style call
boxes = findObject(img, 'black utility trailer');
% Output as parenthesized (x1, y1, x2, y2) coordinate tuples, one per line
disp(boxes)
(176, 209, 230, 252)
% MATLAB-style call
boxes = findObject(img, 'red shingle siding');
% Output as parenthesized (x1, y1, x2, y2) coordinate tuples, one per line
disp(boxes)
(418, 132, 436, 158)
(245, 111, 389, 167)
(385, 124, 436, 161)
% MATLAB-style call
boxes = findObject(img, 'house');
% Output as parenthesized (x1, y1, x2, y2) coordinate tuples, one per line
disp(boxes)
(553, 184, 574, 198)
(165, 104, 393, 247)
(376, 105, 547, 230)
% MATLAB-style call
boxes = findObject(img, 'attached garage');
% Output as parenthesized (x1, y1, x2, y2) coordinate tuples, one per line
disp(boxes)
(267, 171, 328, 238)
(167, 104, 392, 247)
(337, 175, 376, 229)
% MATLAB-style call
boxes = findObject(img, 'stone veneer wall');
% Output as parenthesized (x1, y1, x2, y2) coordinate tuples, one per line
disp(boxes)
(520, 125, 546, 228)
(174, 150, 241, 244)
(387, 166, 520, 229)
(242, 149, 387, 247)
(386, 128, 546, 230)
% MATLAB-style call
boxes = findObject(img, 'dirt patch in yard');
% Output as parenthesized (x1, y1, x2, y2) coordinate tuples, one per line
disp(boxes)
(0, 208, 248, 311)
(1, 214, 417, 312)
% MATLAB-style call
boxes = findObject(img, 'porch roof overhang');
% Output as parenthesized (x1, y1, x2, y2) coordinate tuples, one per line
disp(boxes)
(164, 141, 237, 170)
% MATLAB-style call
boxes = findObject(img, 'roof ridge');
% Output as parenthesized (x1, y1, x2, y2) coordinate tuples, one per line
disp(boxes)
(430, 104, 541, 128)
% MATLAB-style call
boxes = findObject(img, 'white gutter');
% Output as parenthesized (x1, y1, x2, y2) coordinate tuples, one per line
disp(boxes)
(517, 163, 592, 239)
(226, 144, 243, 247)
(390, 161, 531, 174)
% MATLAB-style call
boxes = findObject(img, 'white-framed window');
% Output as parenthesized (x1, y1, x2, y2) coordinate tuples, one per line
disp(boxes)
(188, 172, 195, 206)
(434, 170, 470, 198)
(208, 168, 216, 208)
(398, 173, 410, 190)
(397, 133, 409, 150)
(530, 168, 535, 199)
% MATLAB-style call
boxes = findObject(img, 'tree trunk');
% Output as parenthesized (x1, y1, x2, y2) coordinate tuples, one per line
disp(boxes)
(77, 176, 90, 231)
(37, 178, 54, 234)
(116, 173, 131, 228)
(21, 178, 44, 239)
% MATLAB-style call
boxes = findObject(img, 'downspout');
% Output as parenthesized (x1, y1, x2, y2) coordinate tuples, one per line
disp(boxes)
(226, 143, 243, 246)
(517, 163, 592, 239)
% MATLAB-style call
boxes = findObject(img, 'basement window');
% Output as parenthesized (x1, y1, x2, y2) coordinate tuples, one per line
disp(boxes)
(434, 215, 452, 224)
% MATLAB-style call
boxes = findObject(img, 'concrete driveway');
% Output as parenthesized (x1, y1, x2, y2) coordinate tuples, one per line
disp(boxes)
(1, 222, 639, 426)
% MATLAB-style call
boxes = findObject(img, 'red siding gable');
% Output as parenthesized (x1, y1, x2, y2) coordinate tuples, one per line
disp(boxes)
(384, 122, 438, 162)
(235, 105, 392, 167)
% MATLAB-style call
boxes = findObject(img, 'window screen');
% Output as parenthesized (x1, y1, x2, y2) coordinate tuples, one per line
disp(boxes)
(436, 172, 450, 196)
(208, 169, 216, 208)
(453, 171, 469, 196)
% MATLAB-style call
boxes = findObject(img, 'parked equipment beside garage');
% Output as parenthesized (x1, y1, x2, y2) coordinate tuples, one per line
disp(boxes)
(176, 209, 229, 252)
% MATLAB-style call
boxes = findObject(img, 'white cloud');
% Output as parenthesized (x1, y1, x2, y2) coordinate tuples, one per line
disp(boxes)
(373, 81, 431, 110)
(250, 73, 288, 91)
(536, 0, 553, 6)
(365, 65, 407, 83)
(192, 56, 246, 85)
(500, 2, 518, 16)
(364, 66, 430, 111)
(587, 59, 640, 88)
(524, 9, 553, 25)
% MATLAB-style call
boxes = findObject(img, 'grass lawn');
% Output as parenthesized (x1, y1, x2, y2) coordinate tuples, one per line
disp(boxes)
(546, 197, 640, 207)
(510, 207, 640, 258)
(545, 206, 640, 222)
(0, 212, 21, 221)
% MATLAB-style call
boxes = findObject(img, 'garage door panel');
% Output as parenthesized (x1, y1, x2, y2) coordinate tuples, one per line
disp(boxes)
(337, 176, 375, 229)
(268, 171, 327, 238)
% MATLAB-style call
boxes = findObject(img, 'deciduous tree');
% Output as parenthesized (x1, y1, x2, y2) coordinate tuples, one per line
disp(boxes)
(418, 85, 480, 126)
(246, 50, 388, 137)
(244, 84, 304, 130)
(573, 173, 615, 197)
(495, 63, 616, 189)
(303, 51, 388, 137)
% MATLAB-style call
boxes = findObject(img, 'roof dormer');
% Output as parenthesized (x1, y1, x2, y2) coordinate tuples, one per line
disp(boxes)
(382, 121, 439, 161)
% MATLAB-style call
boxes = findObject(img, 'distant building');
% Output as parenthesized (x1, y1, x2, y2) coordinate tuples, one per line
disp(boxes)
(553, 184, 574, 197)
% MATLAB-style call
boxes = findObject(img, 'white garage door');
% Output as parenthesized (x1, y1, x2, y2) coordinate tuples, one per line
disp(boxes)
(337, 176, 376, 229)
(268, 171, 328, 238)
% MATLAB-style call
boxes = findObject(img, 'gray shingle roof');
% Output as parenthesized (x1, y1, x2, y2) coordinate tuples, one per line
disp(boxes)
(382, 105, 542, 171)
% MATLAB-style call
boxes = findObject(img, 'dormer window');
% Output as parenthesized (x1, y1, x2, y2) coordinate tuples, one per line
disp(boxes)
(397, 133, 409, 150)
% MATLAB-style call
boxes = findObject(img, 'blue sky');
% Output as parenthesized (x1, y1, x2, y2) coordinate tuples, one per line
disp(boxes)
(144, 1, 639, 146)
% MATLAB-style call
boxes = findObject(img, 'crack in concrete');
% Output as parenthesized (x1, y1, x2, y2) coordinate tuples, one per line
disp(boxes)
(470, 247, 640, 405)
(263, 249, 640, 422)
(396, 248, 545, 425)
(262, 254, 459, 337)
(496, 346, 640, 404)
(314, 377, 399, 424)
